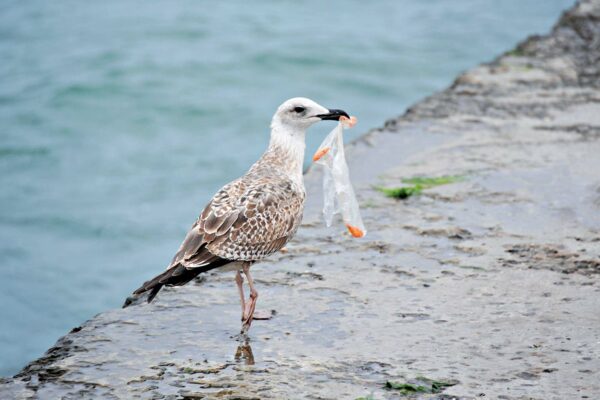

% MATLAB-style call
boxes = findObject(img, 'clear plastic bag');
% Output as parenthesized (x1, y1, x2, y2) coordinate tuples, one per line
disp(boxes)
(313, 116, 366, 238)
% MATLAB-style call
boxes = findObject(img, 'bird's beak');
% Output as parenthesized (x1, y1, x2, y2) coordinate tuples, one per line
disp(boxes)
(316, 109, 350, 121)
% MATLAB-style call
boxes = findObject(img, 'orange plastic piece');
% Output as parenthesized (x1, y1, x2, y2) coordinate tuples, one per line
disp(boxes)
(312, 147, 331, 162)
(345, 223, 365, 238)
(340, 115, 358, 128)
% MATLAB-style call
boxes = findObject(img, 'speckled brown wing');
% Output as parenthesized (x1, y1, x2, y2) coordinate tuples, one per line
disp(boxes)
(206, 176, 305, 261)
(166, 178, 246, 270)
(172, 175, 305, 269)
(129, 175, 305, 305)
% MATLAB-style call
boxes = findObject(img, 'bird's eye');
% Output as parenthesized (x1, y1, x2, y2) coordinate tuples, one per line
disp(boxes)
(293, 106, 305, 113)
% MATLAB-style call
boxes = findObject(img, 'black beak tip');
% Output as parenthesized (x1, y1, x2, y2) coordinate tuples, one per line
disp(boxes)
(318, 109, 350, 121)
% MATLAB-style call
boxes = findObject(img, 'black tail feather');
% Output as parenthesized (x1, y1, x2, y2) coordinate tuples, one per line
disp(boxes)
(146, 284, 163, 304)
(123, 259, 231, 308)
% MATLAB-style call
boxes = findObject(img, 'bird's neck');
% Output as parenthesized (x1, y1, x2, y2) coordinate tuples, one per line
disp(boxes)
(259, 124, 306, 183)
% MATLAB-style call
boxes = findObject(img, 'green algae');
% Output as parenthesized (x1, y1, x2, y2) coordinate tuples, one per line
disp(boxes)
(385, 376, 457, 395)
(376, 175, 464, 199)
(377, 185, 423, 199)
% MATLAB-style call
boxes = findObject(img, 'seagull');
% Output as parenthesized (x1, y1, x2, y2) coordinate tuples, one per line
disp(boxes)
(126, 98, 349, 333)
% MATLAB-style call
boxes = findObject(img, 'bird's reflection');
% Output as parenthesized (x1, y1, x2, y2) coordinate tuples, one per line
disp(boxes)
(234, 340, 255, 365)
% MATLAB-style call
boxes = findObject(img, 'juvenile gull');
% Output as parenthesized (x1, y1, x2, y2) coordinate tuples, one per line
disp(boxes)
(127, 98, 349, 332)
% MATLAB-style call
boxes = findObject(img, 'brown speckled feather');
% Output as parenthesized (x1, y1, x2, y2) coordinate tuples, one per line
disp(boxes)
(170, 144, 305, 270)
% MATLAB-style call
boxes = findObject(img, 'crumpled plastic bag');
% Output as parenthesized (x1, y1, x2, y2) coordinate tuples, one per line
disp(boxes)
(312, 116, 366, 238)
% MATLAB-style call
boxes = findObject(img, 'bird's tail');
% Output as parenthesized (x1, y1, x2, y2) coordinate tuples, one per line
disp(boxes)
(122, 260, 230, 308)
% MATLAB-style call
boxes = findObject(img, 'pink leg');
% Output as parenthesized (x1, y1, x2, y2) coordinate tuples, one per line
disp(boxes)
(235, 270, 245, 319)
(241, 264, 259, 333)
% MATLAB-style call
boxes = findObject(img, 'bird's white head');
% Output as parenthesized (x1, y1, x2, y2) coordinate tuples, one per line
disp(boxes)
(266, 97, 349, 180)
(271, 97, 349, 132)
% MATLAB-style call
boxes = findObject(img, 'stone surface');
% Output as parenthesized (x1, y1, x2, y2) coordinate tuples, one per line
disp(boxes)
(2, 1, 600, 399)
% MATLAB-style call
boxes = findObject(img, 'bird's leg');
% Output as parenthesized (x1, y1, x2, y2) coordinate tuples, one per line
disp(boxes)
(241, 264, 258, 333)
(235, 270, 245, 320)
(240, 264, 274, 333)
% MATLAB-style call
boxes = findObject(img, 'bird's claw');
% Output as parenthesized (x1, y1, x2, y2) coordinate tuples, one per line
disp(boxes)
(252, 309, 275, 320)
(240, 309, 274, 333)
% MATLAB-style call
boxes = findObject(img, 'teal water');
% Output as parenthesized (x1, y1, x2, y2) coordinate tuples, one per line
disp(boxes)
(0, 0, 572, 376)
